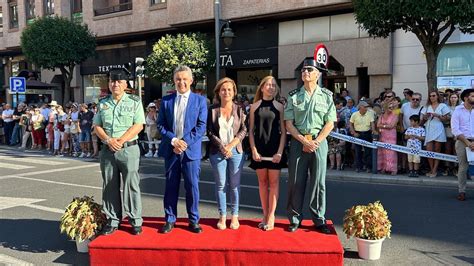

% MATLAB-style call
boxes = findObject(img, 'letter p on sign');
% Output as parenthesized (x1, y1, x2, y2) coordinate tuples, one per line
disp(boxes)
(9, 77, 26, 93)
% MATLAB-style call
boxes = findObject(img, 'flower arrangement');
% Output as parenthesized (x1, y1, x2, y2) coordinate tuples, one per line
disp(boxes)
(343, 201, 392, 240)
(60, 196, 107, 241)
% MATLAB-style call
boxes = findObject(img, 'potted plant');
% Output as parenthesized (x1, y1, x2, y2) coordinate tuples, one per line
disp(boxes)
(343, 201, 392, 260)
(60, 196, 107, 253)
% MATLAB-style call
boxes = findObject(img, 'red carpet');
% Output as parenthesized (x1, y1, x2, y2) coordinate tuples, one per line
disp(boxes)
(89, 217, 343, 265)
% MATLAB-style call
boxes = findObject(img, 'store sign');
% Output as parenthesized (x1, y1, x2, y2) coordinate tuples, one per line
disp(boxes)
(97, 64, 128, 73)
(220, 48, 277, 68)
(437, 75, 474, 90)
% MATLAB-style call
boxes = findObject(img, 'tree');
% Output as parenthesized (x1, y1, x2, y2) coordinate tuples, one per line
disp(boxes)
(147, 32, 214, 84)
(353, 0, 474, 91)
(21, 16, 96, 104)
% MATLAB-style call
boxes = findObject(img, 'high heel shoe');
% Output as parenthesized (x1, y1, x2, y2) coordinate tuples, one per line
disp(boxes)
(263, 215, 275, 231)
(229, 215, 239, 230)
(216, 216, 226, 230)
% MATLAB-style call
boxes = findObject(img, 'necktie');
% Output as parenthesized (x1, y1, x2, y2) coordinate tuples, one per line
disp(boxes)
(175, 95, 185, 139)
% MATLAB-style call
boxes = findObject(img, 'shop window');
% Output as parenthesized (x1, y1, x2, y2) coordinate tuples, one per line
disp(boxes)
(235, 69, 272, 101)
(438, 43, 474, 76)
(25, 0, 35, 25)
(44, 0, 54, 16)
(83, 74, 109, 103)
(8, 1, 19, 29)
(94, 0, 132, 16)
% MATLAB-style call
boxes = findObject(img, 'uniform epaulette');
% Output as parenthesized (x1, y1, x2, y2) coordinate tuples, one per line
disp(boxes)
(128, 94, 141, 102)
(321, 87, 333, 97)
(288, 88, 299, 97)
(99, 95, 110, 103)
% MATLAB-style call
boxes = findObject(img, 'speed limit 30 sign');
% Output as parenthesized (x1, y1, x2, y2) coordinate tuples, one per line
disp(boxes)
(313, 44, 329, 68)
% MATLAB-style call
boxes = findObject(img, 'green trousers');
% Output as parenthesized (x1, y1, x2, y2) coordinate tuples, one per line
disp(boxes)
(100, 145, 142, 227)
(287, 137, 328, 226)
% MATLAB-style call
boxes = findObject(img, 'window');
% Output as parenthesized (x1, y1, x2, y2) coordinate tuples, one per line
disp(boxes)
(8, 1, 19, 29)
(0, 7, 3, 34)
(71, 0, 82, 23)
(25, 0, 35, 24)
(94, 0, 132, 16)
(71, 0, 82, 13)
(151, 0, 166, 5)
(44, 0, 54, 16)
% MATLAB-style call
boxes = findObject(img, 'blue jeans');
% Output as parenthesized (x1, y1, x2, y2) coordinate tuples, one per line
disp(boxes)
(209, 148, 244, 216)
(10, 123, 22, 145)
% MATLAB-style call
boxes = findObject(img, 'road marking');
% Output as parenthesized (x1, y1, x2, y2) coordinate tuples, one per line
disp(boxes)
(0, 254, 34, 266)
(139, 173, 261, 189)
(0, 196, 63, 214)
(0, 162, 34, 170)
(2, 164, 98, 179)
(8, 175, 102, 190)
(0, 155, 67, 165)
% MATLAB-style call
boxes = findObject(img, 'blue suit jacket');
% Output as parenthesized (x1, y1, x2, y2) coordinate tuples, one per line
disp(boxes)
(157, 92, 208, 160)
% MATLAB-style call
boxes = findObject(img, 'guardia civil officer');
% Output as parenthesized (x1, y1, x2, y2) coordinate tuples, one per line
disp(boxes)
(93, 68, 146, 235)
(284, 58, 337, 234)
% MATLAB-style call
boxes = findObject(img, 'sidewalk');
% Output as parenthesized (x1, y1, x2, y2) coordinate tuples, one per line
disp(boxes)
(1, 144, 472, 189)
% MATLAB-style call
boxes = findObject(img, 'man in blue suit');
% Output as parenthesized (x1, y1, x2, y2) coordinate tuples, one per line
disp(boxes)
(157, 65, 208, 234)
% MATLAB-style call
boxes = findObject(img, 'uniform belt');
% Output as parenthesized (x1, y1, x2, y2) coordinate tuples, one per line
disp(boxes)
(122, 140, 138, 148)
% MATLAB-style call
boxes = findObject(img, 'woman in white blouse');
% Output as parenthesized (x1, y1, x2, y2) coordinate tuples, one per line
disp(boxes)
(421, 91, 451, 177)
(207, 77, 247, 230)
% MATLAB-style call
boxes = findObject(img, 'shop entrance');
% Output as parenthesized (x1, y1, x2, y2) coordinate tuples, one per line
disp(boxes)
(224, 67, 273, 102)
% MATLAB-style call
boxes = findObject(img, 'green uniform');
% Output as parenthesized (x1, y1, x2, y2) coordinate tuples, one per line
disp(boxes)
(93, 93, 145, 227)
(284, 85, 337, 226)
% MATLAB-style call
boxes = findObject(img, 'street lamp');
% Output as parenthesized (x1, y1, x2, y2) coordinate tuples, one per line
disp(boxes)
(214, 0, 235, 82)
(135, 57, 145, 102)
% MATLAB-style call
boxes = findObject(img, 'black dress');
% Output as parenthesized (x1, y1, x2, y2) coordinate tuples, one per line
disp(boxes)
(249, 99, 287, 170)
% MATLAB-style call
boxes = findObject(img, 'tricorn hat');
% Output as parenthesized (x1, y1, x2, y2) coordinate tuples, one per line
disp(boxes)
(303, 58, 328, 73)
(108, 67, 131, 81)
(460, 88, 474, 101)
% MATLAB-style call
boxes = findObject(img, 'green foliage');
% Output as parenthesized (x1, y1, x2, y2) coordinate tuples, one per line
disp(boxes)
(343, 201, 392, 240)
(20, 16, 96, 71)
(60, 196, 106, 241)
(147, 32, 215, 83)
(353, 0, 474, 38)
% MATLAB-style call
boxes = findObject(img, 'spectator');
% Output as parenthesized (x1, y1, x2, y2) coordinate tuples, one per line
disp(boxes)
(341, 89, 352, 102)
(346, 98, 358, 114)
(405, 115, 425, 177)
(444, 93, 460, 175)
(421, 91, 451, 177)
(377, 100, 399, 175)
(451, 88, 474, 201)
(144, 103, 159, 158)
(328, 120, 347, 170)
(400, 92, 424, 173)
(1, 104, 15, 145)
(10, 104, 25, 146)
(70, 104, 81, 156)
(19, 107, 33, 149)
(90, 104, 99, 158)
(53, 105, 66, 156)
(31, 107, 46, 149)
(350, 101, 376, 173)
(79, 103, 94, 158)
(335, 98, 352, 129)
(401, 88, 413, 105)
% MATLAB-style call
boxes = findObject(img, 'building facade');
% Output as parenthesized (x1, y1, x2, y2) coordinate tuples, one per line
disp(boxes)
(0, 0, 470, 106)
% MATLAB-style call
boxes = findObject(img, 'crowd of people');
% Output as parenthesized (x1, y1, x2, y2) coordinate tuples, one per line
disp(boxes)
(0, 101, 97, 158)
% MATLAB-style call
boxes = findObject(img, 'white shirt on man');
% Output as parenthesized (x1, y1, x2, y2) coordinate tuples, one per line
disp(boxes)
(400, 102, 423, 130)
(2, 109, 14, 122)
(171, 89, 191, 145)
(451, 104, 474, 139)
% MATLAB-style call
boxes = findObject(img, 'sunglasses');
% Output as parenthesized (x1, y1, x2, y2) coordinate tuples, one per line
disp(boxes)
(412, 98, 420, 101)
(384, 95, 394, 99)
(301, 67, 317, 73)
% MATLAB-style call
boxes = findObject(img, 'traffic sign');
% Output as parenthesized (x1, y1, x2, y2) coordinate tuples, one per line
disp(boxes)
(9, 77, 26, 93)
(313, 44, 329, 68)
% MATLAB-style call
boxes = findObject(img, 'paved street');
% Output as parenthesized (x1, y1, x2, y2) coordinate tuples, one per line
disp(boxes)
(1, 146, 473, 265)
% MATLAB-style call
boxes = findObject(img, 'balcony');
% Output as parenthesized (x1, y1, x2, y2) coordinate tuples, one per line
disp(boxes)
(94, 2, 132, 16)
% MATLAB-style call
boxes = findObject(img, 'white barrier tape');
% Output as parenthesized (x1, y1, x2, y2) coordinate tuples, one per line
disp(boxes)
(328, 132, 459, 163)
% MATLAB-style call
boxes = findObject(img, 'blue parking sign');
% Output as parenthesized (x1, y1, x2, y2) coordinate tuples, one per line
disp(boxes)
(9, 77, 26, 93)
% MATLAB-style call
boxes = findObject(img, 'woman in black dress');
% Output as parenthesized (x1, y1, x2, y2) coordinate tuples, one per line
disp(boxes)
(249, 76, 287, 231)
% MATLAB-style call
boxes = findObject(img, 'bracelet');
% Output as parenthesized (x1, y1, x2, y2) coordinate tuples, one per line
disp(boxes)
(275, 153, 282, 157)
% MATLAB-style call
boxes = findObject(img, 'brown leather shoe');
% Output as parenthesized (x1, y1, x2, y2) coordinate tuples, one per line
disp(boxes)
(457, 193, 466, 201)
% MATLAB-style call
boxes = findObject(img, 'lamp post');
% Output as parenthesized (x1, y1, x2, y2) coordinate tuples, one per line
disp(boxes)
(135, 57, 145, 102)
(214, 0, 235, 82)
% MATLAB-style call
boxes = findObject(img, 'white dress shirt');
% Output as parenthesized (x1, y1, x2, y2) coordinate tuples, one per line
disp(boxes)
(2, 109, 14, 122)
(451, 104, 474, 139)
(172, 90, 191, 145)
